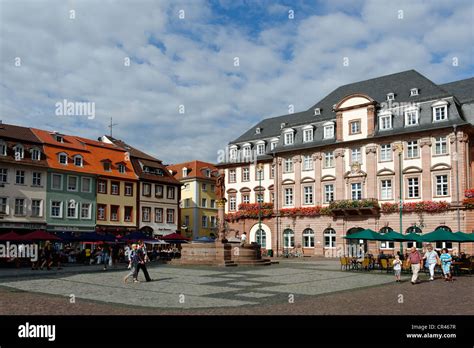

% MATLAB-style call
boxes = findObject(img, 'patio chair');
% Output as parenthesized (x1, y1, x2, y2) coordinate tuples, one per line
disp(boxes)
(340, 257, 349, 271)
(402, 260, 411, 274)
(459, 258, 474, 275)
(380, 258, 389, 272)
(360, 258, 370, 271)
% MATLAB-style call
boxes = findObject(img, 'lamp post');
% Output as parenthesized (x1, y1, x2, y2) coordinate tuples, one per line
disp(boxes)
(395, 143, 404, 254)
(257, 163, 264, 246)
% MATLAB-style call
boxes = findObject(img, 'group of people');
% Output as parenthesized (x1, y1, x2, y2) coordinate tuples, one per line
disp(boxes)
(393, 245, 454, 284)
(31, 240, 62, 270)
(123, 241, 152, 283)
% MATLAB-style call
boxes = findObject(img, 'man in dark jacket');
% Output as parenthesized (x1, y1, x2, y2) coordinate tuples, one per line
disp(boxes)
(135, 241, 151, 282)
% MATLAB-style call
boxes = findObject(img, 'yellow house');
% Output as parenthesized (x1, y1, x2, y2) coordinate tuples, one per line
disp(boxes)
(167, 161, 217, 239)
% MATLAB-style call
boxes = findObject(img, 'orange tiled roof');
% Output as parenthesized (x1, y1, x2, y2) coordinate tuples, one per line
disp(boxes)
(167, 160, 217, 181)
(31, 128, 137, 179)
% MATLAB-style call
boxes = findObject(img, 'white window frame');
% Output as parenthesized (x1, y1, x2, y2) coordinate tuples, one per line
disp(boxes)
(435, 175, 449, 196)
(380, 179, 392, 200)
(67, 201, 79, 219)
(324, 152, 334, 168)
(243, 145, 251, 158)
(407, 177, 420, 198)
(118, 164, 126, 174)
(31, 148, 41, 161)
(0, 197, 8, 215)
(407, 141, 419, 158)
(80, 202, 92, 220)
(202, 215, 208, 228)
(433, 104, 448, 122)
(229, 169, 236, 183)
(351, 183, 362, 201)
(58, 152, 68, 165)
(0, 141, 6, 156)
(67, 176, 78, 192)
(256, 143, 265, 155)
(15, 170, 25, 185)
(351, 148, 362, 164)
(0, 168, 7, 183)
(434, 137, 448, 155)
(14, 144, 24, 160)
(324, 184, 334, 203)
(284, 158, 293, 173)
(303, 128, 313, 142)
(242, 194, 250, 204)
(324, 228, 336, 248)
(303, 185, 313, 205)
(242, 167, 250, 181)
(51, 200, 63, 218)
(380, 144, 392, 162)
(284, 131, 294, 145)
(379, 113, 392, 130)
(284, 188, 293, 206)
(73, 155, 83, 167)
(14, 198, 26, 216)
(51, 173, 63, 190)
(229, 196, 237, 211)
(303, 155, 313, 171)
(31, 199, 42, 217)
(405, 109, 419, 127)
(303, 229, 315, 248)
(323, 124, 335, 139)
(166, 209, 175, 224)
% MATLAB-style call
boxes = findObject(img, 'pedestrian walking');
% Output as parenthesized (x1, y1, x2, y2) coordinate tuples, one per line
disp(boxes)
(123, 244, 139, 283)
(440, 248, 453, 282)
(40, 241, 53, 270)
(240, 232, 247, 247)
(392, 254, 402, 282)
(101, 243, 110, 271)
(135, 241, 152, 282)
(423, 244, 440, 281)
(407, 246, 423, 284)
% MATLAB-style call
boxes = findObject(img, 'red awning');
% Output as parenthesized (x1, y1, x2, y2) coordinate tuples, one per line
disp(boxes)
(0, 231, 26, 241)
(159, 233, 189, 241)
(22, 230, 61, 241)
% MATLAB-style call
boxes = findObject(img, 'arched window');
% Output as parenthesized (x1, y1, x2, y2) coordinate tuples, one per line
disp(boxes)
(73, 155, 83, 167)
(324, 228, 336, 248)
(13, 144, 24, 160)
(30, 147, 41, 161)
(58, 152, 68, 165)
(406, 226, 422, 248)
(256, 229, 266, 248)
(303, 228, 314, 248)
(379, 227, 394, 249)
(435, 225, 452, 249)
(283, 229, 294, 248)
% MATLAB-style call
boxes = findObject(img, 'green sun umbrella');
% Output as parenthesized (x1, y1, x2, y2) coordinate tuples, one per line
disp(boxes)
(453, 231, 474, 242)
(421, 229, 465, 242)
(343, 229, 392, 241)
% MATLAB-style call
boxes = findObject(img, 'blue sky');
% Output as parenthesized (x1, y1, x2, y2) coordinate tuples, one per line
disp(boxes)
(1, 0, 473, 163)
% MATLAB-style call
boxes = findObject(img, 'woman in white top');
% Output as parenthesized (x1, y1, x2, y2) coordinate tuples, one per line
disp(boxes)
(423, 244, 440, 281)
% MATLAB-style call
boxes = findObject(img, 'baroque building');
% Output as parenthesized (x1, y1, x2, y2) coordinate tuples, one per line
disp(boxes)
(218, 70, 474, 256)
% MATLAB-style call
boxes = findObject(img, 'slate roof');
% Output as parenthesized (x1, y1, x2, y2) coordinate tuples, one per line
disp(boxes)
(103, 136, 161, 162)
(229, 70, 473, 157)
(440, 77, 474, 103)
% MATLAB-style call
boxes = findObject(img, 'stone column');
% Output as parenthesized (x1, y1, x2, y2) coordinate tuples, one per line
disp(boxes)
(367, 105, 375, 137)
(392, 142, 403, 202)
(294, 155, 302, 207)
(365, 144, 378, 199)
(336, 112, 343, 141)
(335, 149, 345, 200)
(313, 152, 322, 205)
(420, 137, 432, 200)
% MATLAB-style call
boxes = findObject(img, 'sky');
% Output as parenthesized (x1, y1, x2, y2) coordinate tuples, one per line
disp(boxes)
(0, 0, 473, 164)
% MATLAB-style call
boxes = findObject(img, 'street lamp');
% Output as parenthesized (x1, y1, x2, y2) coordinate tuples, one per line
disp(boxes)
(257, 163, 264, 246)
(395, 143, 404, 254)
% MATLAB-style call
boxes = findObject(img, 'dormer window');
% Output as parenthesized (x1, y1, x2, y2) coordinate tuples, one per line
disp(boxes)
(256, 141, 266, 155)
(0, 140, 7, 156)
(379, 112, 392, 131)
(118, 163, 126, 174)
(229, 146, 238, 160)
(255, 127, 261, 134)
(243, 144, 251, 158)
(182, 167, 188, 177)
(31, 148, 41, 161)
(303, 126, 314, 142)
(205, 169, 211, 177)
(14, 144, 24, 160)
(323, 122, 335, 139)
(270, 138, 279, 151)
(405, 107, 419, 126)
(283, 129, 295, 145)
(386, 93, 395, 101)
(58, 152, 68, 165)
(55, 135, 64, 143)
(73, 155, 83, 167)
(103, 161, 111, 172)
(144, 166, 150, 173)
(432, 100, 448, 122)
(156, 169, 163, 176)
(314, 108, 321, 116)
(410, 88, 419, 96)
(280, 122, 287, 129)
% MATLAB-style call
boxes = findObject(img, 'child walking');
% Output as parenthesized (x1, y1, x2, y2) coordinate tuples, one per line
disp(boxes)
(393, 255, 402, 282)
(123, 244, 139, 283)
(440, 248, 453, 282)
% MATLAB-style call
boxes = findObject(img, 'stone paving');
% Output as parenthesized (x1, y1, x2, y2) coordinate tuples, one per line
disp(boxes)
(0, 260, 406, 310)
